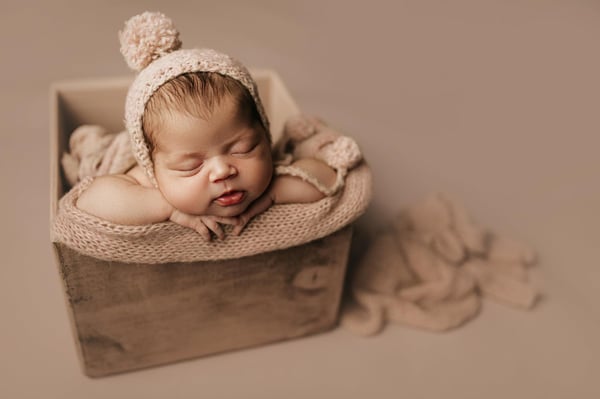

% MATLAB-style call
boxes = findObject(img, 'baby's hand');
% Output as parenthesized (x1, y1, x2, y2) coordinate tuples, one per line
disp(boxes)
(169, 209, 238, 241)
(232, 192, 274, 236)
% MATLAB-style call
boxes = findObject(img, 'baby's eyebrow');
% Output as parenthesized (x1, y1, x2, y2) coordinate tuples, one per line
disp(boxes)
(228, 127, 257, 141)
(221, 128, 259, 147)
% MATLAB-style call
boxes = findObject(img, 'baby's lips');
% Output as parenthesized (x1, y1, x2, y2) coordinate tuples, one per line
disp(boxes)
(214, 190, 245, 206)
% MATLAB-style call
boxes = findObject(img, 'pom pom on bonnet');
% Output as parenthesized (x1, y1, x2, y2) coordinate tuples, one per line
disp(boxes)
(120, 11, 270, 186)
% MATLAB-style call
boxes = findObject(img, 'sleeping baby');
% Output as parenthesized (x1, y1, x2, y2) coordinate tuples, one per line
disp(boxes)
(77, 12, 337, 240)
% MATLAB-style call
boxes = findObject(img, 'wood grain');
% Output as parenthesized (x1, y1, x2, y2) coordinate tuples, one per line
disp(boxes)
(54, 226, 352, 377)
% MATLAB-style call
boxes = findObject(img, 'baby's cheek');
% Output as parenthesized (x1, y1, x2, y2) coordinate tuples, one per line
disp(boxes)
(252, 159, 273, 194)
(161, 179, 208, 215)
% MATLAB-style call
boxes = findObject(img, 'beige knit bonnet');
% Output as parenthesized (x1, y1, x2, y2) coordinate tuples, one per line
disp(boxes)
(120, 11, 270, 186)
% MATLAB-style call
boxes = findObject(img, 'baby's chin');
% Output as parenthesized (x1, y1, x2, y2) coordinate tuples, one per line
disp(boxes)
(206, 200, 251, 218)
(178, 190, 262, 218)
(211, 206, 247, 218)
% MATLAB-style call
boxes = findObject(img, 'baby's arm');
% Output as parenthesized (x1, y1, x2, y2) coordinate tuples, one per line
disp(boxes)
(232, 158, 336, 235)
(270, 158, 337, 203)
(76, 174, 236, 240)
(76, 174, 172, 224)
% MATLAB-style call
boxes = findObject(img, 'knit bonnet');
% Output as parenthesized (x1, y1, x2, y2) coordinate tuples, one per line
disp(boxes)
(120, 11, 270, 186)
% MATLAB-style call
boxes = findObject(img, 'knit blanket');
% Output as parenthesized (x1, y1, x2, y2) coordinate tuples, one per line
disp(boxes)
(340, 193, 539, 335)
(52, 117, 372, 263)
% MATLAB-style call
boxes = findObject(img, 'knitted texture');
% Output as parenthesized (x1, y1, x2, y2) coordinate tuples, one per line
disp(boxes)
(120, 13, 269, 186)
(51, 163, 371, 264)
(119, 11, 182, 71)
(61, 126, 135, 186)
(275, 164, 346, 197)
(275, 116, 362, 196)
(340, 193, 539, 336)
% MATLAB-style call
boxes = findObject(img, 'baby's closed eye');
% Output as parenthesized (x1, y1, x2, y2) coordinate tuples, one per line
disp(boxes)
(230, 139, 257, 155)
(173, 160, 203, 174)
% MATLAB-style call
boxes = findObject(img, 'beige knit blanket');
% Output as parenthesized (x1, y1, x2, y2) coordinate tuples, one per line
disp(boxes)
(340, 193, 539, 335)
(52, 117, 372, 263)
(52, 165, 371, 263)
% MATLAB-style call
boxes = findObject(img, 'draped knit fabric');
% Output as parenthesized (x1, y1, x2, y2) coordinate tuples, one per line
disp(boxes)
(51, 163, 371, 264)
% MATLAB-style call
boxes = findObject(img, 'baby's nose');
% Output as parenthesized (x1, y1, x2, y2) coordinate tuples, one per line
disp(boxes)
(208, 156, 237, 183)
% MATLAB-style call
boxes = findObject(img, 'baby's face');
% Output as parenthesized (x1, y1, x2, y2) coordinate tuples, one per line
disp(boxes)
(152, 97, 273, 217)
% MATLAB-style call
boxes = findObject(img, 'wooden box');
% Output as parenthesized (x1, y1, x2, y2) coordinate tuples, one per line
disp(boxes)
(50, 71, 352, 377)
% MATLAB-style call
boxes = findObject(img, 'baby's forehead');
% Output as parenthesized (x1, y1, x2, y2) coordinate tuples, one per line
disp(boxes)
(154, 109, 264, 147)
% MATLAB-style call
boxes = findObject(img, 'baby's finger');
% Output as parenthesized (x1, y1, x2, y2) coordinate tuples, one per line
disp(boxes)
(203, 218, 225, 240)
(212, 216, 239, 226)
(192, 221, 211, 241)
(232, 217, 249, 236)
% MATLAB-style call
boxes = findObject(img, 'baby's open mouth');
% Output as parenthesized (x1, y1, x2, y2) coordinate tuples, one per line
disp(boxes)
(214, 190, 245, 206)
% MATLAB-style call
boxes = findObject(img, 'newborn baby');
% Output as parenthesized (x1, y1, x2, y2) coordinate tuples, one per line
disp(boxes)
(77, 12, 335, 240)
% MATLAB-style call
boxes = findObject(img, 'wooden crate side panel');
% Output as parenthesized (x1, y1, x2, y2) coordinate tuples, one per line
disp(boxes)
(57, 226, 351, 377)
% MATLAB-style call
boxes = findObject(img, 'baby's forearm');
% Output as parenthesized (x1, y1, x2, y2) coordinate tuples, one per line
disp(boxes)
(76, 158, 336, 236)
(271, 158, 337, 204)
(76, 175, 173, 225)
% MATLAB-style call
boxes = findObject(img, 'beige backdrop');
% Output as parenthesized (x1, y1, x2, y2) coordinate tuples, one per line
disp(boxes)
(1, 0, 599, 398)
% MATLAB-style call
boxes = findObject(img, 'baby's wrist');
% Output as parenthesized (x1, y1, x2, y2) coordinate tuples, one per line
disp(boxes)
(267, 184, 279, 205)
(161, 199, 177, 221)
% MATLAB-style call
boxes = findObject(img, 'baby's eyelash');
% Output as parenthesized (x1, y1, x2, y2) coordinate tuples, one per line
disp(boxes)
(231, 142, 257, 154)
(174, 162, 203, 173)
